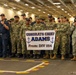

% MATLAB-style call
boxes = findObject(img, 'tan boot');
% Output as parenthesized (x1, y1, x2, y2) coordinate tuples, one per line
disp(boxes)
(43, 55, 49, 59)
(71, 56, 76, 61)
(50, 55, 52, 59)
(61, 55, 65, 60)
(52, 54, 56, 59)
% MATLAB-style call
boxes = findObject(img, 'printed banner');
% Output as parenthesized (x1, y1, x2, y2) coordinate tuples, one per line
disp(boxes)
(26, 30, 56, 50)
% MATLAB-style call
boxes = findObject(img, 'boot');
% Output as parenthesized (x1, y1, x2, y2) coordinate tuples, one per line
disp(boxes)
(11, 53, 16, 57)
(43, 55, 49, 59)
(37, 54, 40, 59)
(33, 54, 37, 59)
(30, 54, 33, 58)
(17, 53, 21, 58)
(61, 55, 65, 60)
(71, 56, 76, 61)
(27, 54, 31, 59)
(50, 55, 53, 59)
(23, 54, 26, 59)
(52, 54, 57, 59)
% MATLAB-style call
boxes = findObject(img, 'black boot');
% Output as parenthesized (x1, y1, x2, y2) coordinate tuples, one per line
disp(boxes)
(23, 54, 26, 59)
(37, 54, 40, 59)
(27, 54, 31, 59)
(33, 54, 37, 59)
(11, 53, 16, 57)
(17, 53, 21, 58)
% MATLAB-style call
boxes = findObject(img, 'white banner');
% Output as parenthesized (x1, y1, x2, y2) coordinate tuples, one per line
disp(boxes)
(26, 30, 56, 50)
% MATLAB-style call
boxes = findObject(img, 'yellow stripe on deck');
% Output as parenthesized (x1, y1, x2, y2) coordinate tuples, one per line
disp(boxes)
(16, 71, 29, 74)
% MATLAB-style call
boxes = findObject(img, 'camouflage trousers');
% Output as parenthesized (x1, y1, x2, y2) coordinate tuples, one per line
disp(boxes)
(66, 35, 70, 54)
(11, 35, 21, 54)
(53, 34, 67, 55)
(33, 50, 41, 54)
(21, 38, 31, 54)
(72, 36, 76, 56)
(45, 50, 53, 55)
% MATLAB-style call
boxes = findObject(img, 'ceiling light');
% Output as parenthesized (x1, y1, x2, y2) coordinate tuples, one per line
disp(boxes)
(4, 4, 8, 7)
(20, 10, 23, 11)
(38, 9, 41, 11)
(65, 11, 67, 13)
(62, 9, 64, 11)
(25, 4, 29, 6)
(53, 3, 61, 5)
(31, 7, 35, 9)
(68, 13, 70, 15)
(13, 7, 16, 9)
(43, 12, 46, 13)
(15, 0, 20, 2)
(48, 14, 50, 15)
(57, 6, 61, 8)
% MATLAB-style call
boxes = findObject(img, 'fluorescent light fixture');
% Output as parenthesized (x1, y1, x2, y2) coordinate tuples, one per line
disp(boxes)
(65, 11, 67, 13)
(57, 6, 61, 8)
(31, 7, 35, 9)
(43, 12, 45, 13)
(53, 3, 61, 5)
(38, 9, 41, 11)
(62, 9, 64, 11)
(25, 4, 29, 6)
(15, 0, 20, 2)
(68, 13, 70, 15)
(4, 4, 8, 7)
(13, 7, 16, 9)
